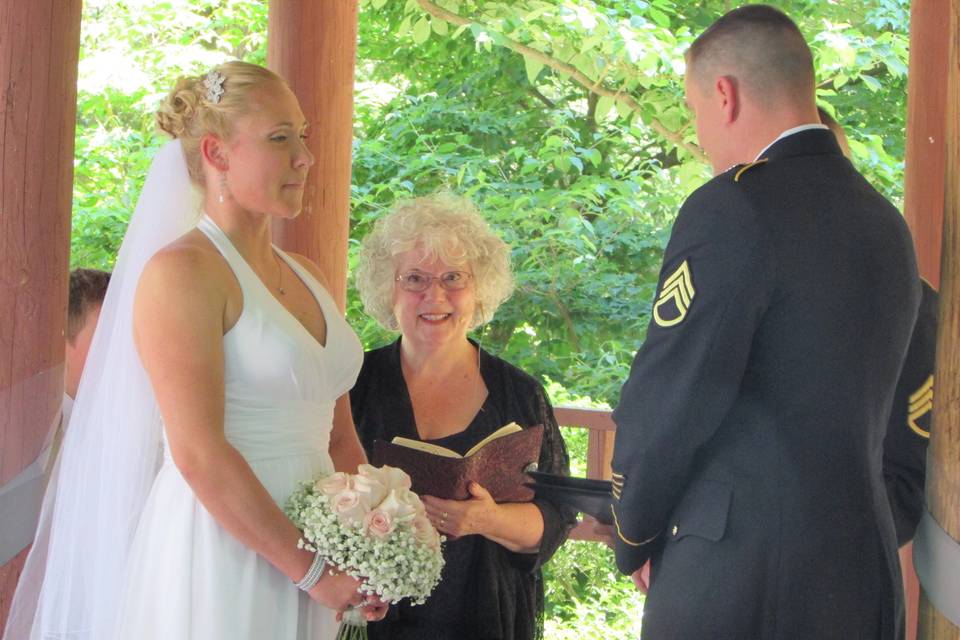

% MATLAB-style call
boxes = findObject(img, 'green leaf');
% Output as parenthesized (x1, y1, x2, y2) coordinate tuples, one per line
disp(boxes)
(595, 95, 615, 123)
(648, 7, 670, 28)
(861, 74, 882, 92)
(431, 17, 448, 36)
(525, 57, 544, 84)
(412, 17, 431, 44)
(582, 148, 602, 166)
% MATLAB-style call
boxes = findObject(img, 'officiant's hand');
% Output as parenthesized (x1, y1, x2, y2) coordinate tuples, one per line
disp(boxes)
(308, 568, 364, 612)
(422, 482, 498, 540)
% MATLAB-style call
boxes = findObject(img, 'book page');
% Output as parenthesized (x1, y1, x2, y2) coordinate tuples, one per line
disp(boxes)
(464, 422, 522, 457)
(389, 436, 462, 458)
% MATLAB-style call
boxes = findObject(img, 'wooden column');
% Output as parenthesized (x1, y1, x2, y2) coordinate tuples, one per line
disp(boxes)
(901, 3, 951, 637)
(904, 0, 950, 289)
(267, 0, 359, 310)
(918, 0, 960, 635)
(0, 0, 82, 629)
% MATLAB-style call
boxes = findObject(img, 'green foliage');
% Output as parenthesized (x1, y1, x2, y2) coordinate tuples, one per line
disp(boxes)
(71, 0, 268, 270)
(544, 541, 644, 638)
(72, 0, 911, 635)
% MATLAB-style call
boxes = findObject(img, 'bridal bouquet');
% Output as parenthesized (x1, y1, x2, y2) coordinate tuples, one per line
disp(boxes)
(285, 464, 445, 639)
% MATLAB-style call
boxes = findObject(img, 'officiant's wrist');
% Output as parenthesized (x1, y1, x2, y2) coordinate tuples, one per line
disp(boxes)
(294, 552, 327, 591)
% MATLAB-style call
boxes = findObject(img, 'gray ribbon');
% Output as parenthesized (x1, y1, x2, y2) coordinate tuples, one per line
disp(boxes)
(0, 447, 50, 564)
(0, 368, 62, 565)
(913, 508, 960, 627)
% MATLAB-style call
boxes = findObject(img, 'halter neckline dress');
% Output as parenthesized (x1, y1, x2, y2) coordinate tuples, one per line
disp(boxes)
(114, 215, 362, 639)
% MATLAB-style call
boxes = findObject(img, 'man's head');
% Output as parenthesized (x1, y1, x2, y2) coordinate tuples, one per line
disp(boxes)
(684, 5, 820, 173)
(66, 268, 111, 398)
(817, 106, 852, 159)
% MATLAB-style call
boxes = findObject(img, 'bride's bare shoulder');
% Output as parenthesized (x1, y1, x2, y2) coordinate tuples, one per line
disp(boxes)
(138, 229, 236, 302)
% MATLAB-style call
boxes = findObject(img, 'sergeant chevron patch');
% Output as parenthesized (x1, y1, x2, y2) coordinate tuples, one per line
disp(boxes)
(653, 260, 695, 328)
(907, 374, 933, 438)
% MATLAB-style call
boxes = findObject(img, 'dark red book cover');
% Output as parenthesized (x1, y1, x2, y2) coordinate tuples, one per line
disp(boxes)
(372, 424, 544, 502)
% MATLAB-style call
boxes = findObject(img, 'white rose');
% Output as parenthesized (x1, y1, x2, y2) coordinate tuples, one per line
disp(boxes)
(317, 472, 352, 497)
(355, 465, 388, 508)
(396, 487, 425, 516)
(378, 465, 412, 491)
(332, 489, 368, 525)
(412, 514, 441, 549)
(378, 489, 418, 523)
(364, 507, 395, 539)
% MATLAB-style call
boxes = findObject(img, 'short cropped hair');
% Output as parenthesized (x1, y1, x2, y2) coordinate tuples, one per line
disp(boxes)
(356, 194, 514, 331)
(68, 268, 111, 342)
(687, 5, 814, 105)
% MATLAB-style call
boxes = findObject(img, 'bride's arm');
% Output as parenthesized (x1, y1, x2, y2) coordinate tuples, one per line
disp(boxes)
(330, 395, 367, 472)
(133, 242, 362, 610)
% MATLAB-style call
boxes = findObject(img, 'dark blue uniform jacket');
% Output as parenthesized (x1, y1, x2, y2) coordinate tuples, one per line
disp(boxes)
(611, 129, 920, 640)
(884, 280, 937, 546)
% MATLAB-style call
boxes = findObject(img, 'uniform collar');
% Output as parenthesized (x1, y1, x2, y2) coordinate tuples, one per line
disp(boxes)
(753, 124, 830, 161)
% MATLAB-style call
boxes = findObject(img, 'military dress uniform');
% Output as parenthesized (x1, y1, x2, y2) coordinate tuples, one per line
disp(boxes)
(611, 128, 920, 639)
(884, 280, 937, 545)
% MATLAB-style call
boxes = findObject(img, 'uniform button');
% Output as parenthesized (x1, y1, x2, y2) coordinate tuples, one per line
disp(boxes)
(672, 525, 678, 536)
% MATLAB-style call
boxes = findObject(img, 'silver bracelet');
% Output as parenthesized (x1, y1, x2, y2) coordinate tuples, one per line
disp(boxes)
(295, 552, 327, 591)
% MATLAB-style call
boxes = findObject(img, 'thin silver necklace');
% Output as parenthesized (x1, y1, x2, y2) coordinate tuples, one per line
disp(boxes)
(272, 251, 286, 295)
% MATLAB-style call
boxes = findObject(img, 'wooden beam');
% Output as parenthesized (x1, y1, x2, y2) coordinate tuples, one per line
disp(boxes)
(903, 0, 950, 288)
(902, 3, 952, 636)
(267, 0, 359, 310)
(0, 0, 82, 629)
(917, 0, 960, 635)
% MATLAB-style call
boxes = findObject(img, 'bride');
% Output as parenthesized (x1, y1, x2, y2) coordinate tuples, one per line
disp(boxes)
(5, 61, 386, 639)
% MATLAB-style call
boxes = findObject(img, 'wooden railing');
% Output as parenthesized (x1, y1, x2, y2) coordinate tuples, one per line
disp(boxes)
(553, 406, 616, 542)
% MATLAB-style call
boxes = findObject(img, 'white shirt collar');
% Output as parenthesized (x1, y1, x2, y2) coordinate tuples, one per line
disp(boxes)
(753, 124, 829, 161)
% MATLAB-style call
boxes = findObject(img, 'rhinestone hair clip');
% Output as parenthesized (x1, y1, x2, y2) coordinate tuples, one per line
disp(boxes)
(203, 70, 226, 104)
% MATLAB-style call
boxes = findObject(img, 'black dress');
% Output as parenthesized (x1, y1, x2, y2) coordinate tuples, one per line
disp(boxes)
(350, 339, 576, 640)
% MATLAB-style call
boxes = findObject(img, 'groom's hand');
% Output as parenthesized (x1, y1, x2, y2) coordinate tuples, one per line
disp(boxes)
(631, 561, 651, 594)
(359, 594, 389, 622)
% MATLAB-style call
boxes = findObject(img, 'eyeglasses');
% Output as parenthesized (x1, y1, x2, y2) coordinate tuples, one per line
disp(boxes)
(395, 270, 473, 293)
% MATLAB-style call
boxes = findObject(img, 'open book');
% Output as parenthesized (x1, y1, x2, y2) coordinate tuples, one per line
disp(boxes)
(372, 423, 543, 502)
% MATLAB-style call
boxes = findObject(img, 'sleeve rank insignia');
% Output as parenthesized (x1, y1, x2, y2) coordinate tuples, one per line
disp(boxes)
(653, 259, 695, 328)
(907, 374, 933, 438)
(612, 472, 624, 500)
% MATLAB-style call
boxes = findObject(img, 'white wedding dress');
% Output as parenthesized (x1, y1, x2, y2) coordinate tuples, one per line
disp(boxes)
(113, 214, 363, 639)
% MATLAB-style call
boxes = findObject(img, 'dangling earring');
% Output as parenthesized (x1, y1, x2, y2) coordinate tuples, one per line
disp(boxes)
(218, 173, 227, 204)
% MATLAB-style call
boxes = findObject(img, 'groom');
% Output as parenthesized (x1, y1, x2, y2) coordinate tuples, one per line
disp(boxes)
(609, 5, 918, 638)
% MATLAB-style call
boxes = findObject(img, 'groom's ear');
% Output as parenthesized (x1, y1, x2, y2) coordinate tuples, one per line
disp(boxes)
(200, 134, 229, 172)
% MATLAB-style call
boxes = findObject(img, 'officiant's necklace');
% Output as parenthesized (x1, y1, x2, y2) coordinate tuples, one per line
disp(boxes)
(273, 251, 287, 295)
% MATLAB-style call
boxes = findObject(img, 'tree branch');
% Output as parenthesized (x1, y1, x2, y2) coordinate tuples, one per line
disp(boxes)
(416, 0, 707, 164)
(527, 85, 556, 109)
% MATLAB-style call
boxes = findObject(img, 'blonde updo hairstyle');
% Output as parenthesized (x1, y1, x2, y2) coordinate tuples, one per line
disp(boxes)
(156, 61, 286, 186)
(356, 194, 515, 332)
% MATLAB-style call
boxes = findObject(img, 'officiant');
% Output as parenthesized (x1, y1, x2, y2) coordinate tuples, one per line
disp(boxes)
(350, 194, 577, 640)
